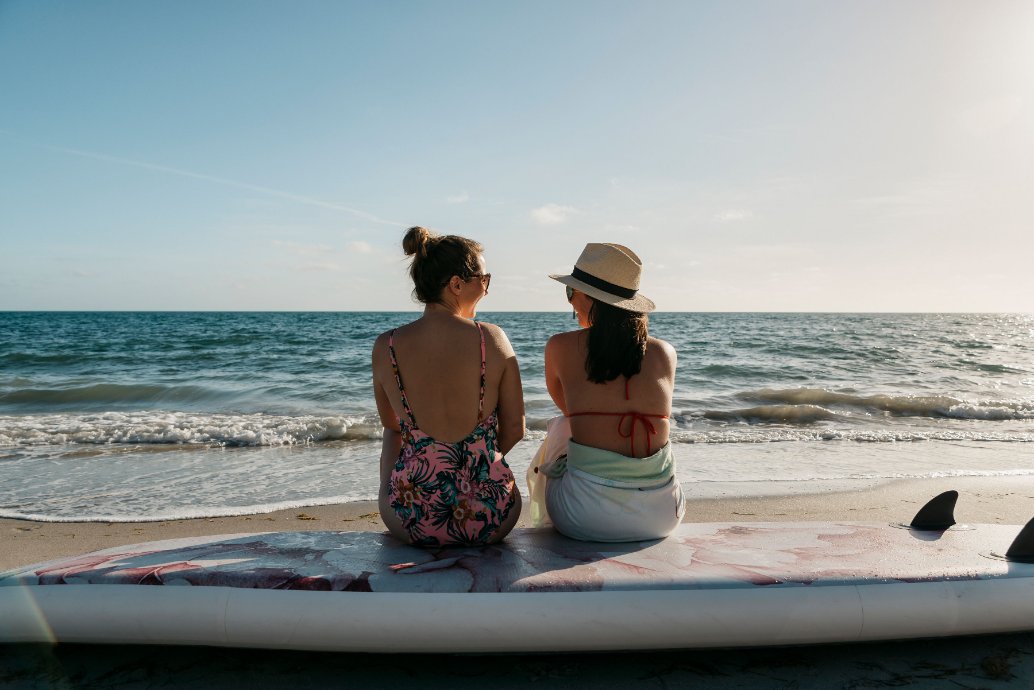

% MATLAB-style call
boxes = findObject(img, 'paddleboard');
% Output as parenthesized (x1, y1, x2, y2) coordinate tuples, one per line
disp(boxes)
(3, 517, 1034, 652)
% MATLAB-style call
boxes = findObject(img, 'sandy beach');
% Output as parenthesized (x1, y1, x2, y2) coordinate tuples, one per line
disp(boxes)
(3, 476, 1034, 688)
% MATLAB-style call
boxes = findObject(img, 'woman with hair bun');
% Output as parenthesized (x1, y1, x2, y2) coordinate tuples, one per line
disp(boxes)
(528, 243, 684, 542)
(372, 226, 524, 546)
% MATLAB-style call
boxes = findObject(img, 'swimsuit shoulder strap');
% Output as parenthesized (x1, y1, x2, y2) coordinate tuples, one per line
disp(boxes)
(387, 329, 417, 426)
(475, 321, 486, 422)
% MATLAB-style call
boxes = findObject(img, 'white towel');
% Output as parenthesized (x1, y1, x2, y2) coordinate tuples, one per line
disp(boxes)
(526, 416, 685, 541)
(525, 416, 572, 527)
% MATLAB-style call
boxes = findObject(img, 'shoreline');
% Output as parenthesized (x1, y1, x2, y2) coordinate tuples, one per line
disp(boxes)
(4, 475, 1034, 571)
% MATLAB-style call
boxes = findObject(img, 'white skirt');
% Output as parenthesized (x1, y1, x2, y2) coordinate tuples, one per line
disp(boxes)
(545, 466, 685, 543)
(526, 416, 686, 543)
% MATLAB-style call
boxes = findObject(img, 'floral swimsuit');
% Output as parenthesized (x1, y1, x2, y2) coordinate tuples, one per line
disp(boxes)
(386, 322, 517, 547)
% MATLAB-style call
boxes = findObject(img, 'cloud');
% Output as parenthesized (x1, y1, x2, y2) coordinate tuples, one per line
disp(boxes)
(531, 203, 578, 225)
(447, 192, 470, 204)
(714, 209, 754, 223)
(0, 131, 404, 226)
(348, 241, 373, 254)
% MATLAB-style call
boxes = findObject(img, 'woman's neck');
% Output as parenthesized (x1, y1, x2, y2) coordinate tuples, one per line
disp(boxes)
(423, 302, 473, 320)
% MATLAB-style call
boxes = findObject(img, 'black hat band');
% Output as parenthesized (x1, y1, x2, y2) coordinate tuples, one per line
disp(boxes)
(571, 267, 638, 299)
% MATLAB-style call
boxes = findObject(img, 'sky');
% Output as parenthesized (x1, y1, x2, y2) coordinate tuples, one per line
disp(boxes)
(1, 1, 1032, 312)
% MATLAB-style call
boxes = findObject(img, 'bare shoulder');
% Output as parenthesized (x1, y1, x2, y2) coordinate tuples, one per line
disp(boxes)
(545, 330, 584, 365)
(371, 330, 393, 364)
(372, 330, 393, 349)
(476, 321, 515, 356)
(547, 329, 582, 347)
(647, 336, 677, 365)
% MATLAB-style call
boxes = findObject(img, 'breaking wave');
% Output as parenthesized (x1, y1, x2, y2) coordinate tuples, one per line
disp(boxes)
(737, 388, 1034, 421)
(0, 411, 383, 447)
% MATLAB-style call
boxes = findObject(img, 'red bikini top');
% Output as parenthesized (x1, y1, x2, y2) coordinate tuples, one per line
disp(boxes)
(566, 378, 668, 457)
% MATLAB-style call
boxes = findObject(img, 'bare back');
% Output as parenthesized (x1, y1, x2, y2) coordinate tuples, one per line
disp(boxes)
(373, 316, 517, 444)
(545, 331, 676, 458)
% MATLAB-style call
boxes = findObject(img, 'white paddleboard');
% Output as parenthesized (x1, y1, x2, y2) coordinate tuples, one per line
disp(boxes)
(2, 520, 1033, 652)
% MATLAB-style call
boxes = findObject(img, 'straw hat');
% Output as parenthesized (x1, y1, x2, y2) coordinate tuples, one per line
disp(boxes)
(549, 243, 656, 313)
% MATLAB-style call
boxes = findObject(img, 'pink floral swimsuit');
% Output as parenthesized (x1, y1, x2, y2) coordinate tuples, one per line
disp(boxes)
(386, 322, 517, 547)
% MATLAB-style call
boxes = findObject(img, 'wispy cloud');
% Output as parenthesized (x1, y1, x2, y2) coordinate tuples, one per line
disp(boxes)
(714, 209, 754, 223)
(347, 240, 373, 254)
(447, 191, 470, 204)
(1, 131, 403, 226)
(531, 203, 578, 225)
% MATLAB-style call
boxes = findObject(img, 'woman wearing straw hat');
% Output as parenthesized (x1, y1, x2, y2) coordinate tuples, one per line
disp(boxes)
(526, 243, 685, 542)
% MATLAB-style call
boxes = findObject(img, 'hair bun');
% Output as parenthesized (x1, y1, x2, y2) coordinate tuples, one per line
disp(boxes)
(402, 226, 436, 257)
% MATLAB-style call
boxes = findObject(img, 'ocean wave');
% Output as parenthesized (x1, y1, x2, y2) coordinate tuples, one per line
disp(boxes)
(5, 409, 1034, 449)
(684, 468, 1034, 484)
(667, 428, 1034, 444)
(0, 383, 236, 409)
(523, 417, 1033, 444)
(0, 352, 85, 366)
(958, 360, 1028, 374)
(703, 404, 840, 424)
(0, 411, 383, 447)
(738, 388, 1034, 421)
(698, 363, 783, 378)
(0, 494, 377, 524)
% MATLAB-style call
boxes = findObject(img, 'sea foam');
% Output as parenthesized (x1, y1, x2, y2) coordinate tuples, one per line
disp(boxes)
(0, 411, 383, 447)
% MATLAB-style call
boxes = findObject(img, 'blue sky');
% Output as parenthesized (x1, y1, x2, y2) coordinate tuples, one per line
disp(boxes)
(2, 1, 1032, 311)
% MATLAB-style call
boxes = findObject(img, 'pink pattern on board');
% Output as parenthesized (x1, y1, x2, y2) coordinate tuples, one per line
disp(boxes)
(1, 523, 1024, 594)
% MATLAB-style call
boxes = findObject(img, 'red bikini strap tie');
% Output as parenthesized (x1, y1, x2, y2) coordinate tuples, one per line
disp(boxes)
(618, 412, 659, 456)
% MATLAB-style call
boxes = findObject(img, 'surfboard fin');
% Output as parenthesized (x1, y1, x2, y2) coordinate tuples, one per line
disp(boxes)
(909, 490, 958, 530)
(1005, 517, 1034, 564)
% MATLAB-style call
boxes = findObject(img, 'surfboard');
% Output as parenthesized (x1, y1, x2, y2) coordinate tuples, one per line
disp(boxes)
(3, 511, 1034, 652)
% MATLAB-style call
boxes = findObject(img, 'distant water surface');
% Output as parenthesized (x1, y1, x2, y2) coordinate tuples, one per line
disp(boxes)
(1, 312, 1032, 520)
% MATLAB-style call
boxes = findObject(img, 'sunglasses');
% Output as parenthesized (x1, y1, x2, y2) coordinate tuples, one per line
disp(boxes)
(469, 273, 491, 288)
(566, 286, 575, 301)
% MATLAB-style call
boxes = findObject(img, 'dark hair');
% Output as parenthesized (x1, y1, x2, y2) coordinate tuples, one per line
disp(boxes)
(402, 226, 483, 304)
(585, 298, 649, 383)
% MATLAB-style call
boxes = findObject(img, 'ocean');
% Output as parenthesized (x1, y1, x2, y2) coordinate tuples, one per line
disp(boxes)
(1, 312, 1032, 522)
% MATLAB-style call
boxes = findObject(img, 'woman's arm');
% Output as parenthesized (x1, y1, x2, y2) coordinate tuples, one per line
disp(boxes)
(375, 383, 402, 487)
(372, 334, 411, 542)
(492, 327, 526, 456)
(544, 334, 568, 416)
(372, 334, 402, 488)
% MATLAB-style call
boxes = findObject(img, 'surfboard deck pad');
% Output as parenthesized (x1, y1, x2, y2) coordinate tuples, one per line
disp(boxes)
(2, 522, 1028, 591)
(3, 523, 1033, 651)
